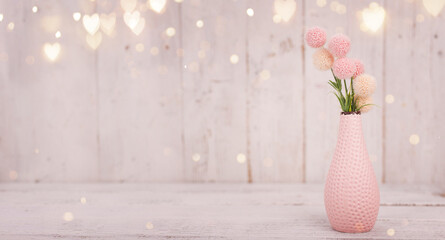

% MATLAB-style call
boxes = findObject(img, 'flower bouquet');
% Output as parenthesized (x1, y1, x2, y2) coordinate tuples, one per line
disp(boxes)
(305, 27, 380, 233)
(306, 27, 376, 113)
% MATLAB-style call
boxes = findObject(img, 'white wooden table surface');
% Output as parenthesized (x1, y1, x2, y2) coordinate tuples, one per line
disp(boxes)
(1, 184, 444, 239)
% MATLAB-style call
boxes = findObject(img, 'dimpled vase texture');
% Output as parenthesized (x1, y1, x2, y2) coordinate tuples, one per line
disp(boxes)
(324, 114, 380, 233)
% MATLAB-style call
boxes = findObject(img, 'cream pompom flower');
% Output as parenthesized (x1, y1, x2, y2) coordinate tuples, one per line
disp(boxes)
(352, 59, 364, 78)
(332, 58, 356, 79)
(356, 96, 373, 113)
(305, 27, 327, 48)
(328, 33, 350, 58)
(313, 48, 334, 71)
(353, 74, 376, 97)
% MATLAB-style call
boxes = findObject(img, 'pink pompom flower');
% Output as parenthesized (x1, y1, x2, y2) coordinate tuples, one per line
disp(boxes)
(332, 58, 356, 79)
(352, 59, 364, 78)
(328, 33, 351, 58)
(305, 27, 327, 48)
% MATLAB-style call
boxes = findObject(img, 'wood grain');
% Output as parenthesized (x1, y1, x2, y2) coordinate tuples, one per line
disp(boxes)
(429, 3, 445, 186)
(0, 183, 444, 239)
(97, 0, 183, 182)
(346, 0, 384, 183)
(181, 0, 248, 182)
(0, 0, 99, 182)
(304, 0, 348, 183)
(246, 0, 304, 182)
(304, 0, 385, 183)
(384, 0, 445, 184)
(0, 0, 444, 185)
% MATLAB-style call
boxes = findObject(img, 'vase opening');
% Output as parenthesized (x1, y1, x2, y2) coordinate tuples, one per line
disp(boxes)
(341, 111, 361, 115)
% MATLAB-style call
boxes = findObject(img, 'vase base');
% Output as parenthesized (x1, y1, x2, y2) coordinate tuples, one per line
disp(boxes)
(331, 225, 374, 233)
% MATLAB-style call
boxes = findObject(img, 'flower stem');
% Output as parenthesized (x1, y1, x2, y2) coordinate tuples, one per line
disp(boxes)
(350, 78, 355, 111)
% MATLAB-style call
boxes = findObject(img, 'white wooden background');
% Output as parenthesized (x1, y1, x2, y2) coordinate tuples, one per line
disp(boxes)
(0, 0, 444, 184)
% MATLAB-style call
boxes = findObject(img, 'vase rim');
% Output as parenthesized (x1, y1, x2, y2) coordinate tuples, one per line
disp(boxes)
(340, 111, 361, 115)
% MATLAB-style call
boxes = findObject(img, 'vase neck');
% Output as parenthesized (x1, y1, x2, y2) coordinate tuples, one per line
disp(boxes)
(339, 114, 363, 136)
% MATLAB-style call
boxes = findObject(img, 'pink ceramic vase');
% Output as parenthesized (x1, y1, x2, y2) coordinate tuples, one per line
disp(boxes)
(324, 113, 380, 233)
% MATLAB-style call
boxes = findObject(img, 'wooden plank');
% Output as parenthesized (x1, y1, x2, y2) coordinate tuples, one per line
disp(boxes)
(0, 184, 444, 239)
(384, 0, 445, 184)
(246, 0, 304, 182)
(345, 0, 384, 183)
(0, 0, 443, 185)
(303, 0, 348, 183)
(97, 0, 183, 181)
(181, 0, 248, 182)
(0, 0, 98, 182)
(429, 2, 445, 188)
(304, 0, 384, 183)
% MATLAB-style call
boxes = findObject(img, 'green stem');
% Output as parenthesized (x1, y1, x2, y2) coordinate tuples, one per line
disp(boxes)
(329, 68, 351, 112)
(343, 79, 350, 112)
(350, 78, 354, 95)
(350, 78, 355, 111)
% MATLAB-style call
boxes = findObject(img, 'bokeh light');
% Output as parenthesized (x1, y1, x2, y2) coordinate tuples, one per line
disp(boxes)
(196, 20, 204, 28)
(165, 27, 176, 37)
(237, 153, 246, 164)
(121, 0, 137, 12)
(273, 0, 296, 22)
(135, 43, 145, 52)
(246, 8, 254, 17)
(148, 0, 167, 14)
(7, 22, 14, 31)
(409, 134, 420, 145)
(63, 212, 74, 222)
(387, 228, 395, 236)
(316, 0, 327, 7)
(43, 43, 61, 62)
(385, 94, 394, 104)
(230, 54, 239, 64)
(150, 47, 159, 56)
(73, 12, 81, 21)
(423, 0, 445, 17)
(146, 222, 154, 229)
(360, 2, 386, 32)
(259, 70, 271, 81)
(192, 153, 201, 162)
(198, 50, 206, 59)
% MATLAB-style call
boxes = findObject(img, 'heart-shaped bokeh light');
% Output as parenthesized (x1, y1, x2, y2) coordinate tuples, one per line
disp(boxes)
(120, 0, 138, 12)
(132, 18, 145, 35)
(423, 0, 445, 17)
(43, 43, 61, 62)
(274, 0, 297, 22)
(361, 2, 386, 32)
(148, 0, 167, 14)
(82, 14, 100, 35)
(100, 13, 116, 36)
(86, 32, 102, 50)
(124, 11, 141, 29)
